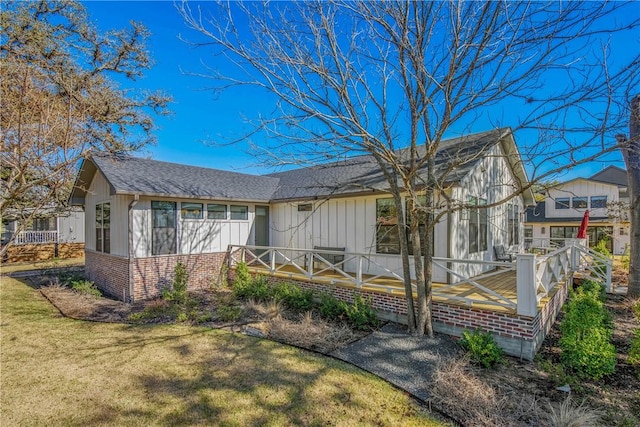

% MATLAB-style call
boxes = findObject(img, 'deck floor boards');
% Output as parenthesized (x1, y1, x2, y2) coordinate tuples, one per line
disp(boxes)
(245, 263, 523, 314)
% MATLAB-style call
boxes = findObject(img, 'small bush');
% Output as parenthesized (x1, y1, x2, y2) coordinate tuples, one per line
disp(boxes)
(69, 279, 102, 297)
(217, 304, 243, 322)
(575, 279, 606, 303)
(459, 330, 504, 368)
(318, 292, 347, 320)
(232, 262, 252, 295)
(344, 294, 379, 330)
(162, 262, 189, 304)
(560, 282, 616, 379)
(128, 299, 174, 322)
(537, 358, 579, 387)
(273, 282, 315, 311)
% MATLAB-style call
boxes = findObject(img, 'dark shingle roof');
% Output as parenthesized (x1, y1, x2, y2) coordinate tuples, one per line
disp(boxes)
(589, 166, 628, 187)
(85, 155, 280, 202)
(268, 128, 509, 200)
(70, 128, 523, 204)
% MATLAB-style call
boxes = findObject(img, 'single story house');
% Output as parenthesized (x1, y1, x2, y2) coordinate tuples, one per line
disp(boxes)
(71, 128, 603, 360)
(70, 127, 533, 302)
(2, 207, 85, 262)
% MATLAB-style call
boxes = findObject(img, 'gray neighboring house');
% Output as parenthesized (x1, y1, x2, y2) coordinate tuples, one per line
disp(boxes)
(2, 207, 85, 246)
(69, 128, 533, 302)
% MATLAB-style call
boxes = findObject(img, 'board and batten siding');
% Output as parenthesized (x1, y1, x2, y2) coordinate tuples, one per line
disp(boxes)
(85, 170, 130, 257)
(270, 194, 449, 283)
(546, 180, 619, 219)
(57, 208, 85, 243)
(132, 198, 256, 258)
(450, 143, 526, 277)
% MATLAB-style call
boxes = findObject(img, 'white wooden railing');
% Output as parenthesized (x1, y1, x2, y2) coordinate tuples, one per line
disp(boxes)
(10, 231, 59, 245)
(228, 240, 611, 318)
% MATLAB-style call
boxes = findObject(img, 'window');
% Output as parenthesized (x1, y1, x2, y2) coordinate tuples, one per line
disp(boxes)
(376, 198, 400, 254)
(297, 203, 312, 212)
(508, 204, 519, 246)
(181, 202, 203, 219)
(524, 226, 533, 248)
(572, 197, 588, 209)
(207, 204, 227, 220)
(469, 197, 487, 254)
(590, 196, 607, 209)
(95, 202, 110, 253)
(550, 226, 578, 247)
(30, 217, 57, 231)
(152, 201, 176, 255)
(555, 198, 570, 209)
(230, 205, 248, 220)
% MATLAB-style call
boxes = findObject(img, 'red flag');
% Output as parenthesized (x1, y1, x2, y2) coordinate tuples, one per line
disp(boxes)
(577, 210, 589, 239)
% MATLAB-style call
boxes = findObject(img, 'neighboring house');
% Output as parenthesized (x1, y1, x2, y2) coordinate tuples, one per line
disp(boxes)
(2, 208, 85, 262)
(525, 166, 630, 255)
(70, 128, 533, 302)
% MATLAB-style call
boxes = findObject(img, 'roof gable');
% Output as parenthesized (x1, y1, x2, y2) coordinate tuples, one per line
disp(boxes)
(70, 128, 533, 205)
(589, 165, 628, 187)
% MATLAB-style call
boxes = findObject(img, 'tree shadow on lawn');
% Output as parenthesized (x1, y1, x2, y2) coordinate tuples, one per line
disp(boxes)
(131, 333, 371, 426)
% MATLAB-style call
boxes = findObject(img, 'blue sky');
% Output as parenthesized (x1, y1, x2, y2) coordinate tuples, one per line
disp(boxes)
(82, 1, 638, 180)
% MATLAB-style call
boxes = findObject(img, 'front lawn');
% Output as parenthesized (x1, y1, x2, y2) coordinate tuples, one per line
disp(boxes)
(0, 276, 444, 426)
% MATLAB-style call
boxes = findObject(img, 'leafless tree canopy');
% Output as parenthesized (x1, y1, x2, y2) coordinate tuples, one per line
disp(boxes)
(180, 0, 638, 334)
(0, 0, 170, 248)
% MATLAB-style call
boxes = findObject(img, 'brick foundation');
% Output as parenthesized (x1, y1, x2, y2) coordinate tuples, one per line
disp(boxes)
(130, 253, 228, 301)
(229, 268, 569, 360)
(85, 251, 130, 301)
(4, 243, 85, 263)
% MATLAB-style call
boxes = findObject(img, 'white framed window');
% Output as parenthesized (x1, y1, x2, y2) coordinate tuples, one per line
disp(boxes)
(297, 203, 312, 212)
(152, 201, 176, 255)
(555, 198, 570, 209)
(96, 202, 110, 253)
(181, 202, 203, 219)
(469, 197, 487, 254)
(572, 197, 588, 209)
(207, 204, 227, 220)
(508, 204, 519, 246)
(590, 196, 607, 209)
(230, 205, 248, 220)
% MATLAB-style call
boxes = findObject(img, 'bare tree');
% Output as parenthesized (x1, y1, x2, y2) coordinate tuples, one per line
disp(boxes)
(0, 0, 170, 253)
(620, 95, 640, 297)
(179, 1, 639, 335)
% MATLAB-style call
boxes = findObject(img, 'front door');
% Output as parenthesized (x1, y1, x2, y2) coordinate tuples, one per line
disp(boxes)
(255, 206, 270, 260)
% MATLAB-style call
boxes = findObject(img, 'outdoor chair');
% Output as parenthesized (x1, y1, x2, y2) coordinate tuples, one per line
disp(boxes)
(494, 245, 516, 262)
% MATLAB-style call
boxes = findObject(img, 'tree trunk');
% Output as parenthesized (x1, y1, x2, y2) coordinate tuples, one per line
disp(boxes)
(623, 94, 640, 298)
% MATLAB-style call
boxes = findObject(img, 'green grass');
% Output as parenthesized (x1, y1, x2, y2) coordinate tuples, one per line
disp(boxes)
(0, 276, 445, 426)
(0, 256, 85, 274)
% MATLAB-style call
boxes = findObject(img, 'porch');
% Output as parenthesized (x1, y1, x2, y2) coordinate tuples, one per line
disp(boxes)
(227, 243, 611, 360)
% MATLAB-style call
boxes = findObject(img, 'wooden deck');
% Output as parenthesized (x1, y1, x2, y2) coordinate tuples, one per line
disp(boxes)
(244, 263, 527, 314)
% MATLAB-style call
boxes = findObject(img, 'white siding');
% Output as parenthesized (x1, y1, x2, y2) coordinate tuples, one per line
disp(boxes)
(57, 208, 85, 243)
(270, 194, 449, 282)
(85, 170, 129, 256)
(132, 198, 255, 258)
(547, 180, 619, 218)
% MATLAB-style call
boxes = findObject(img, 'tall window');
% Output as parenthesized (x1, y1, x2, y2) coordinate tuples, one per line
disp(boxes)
(96, 202, 110, 253)
(376, 198, 400, 254)
(469, 197, 487, 254)
(152, 201, 176, 255)
(508, 204, 519, 246)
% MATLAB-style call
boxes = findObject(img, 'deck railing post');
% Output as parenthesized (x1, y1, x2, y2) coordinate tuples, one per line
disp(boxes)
(270, 248, 276, 272)
(357, 255, 363, 286)
(516, 253, 538, 317)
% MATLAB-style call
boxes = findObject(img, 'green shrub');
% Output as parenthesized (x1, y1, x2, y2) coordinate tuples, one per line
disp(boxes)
(560, 283, 616, 379)
(217, 304, 243, 322)
(318, 292, 347, 320)
(459, 330, 504, 368)
(560, 328, 616, 380)
(232, 262, 252, 295)
(162, 262, 189, 304)
(69, 279, 102, 297)
(344, 294, 379, 330)
(273, 282, 315, 311)
(128, 298, 175, 322)
(537, 358, 578, 387)
(575, 279, 606, 303)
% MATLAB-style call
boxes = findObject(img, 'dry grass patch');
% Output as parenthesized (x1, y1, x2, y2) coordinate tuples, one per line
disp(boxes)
(546, 397, 602, 427)
(1, 276, 444, 426)
(267, 311, 357, 353)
